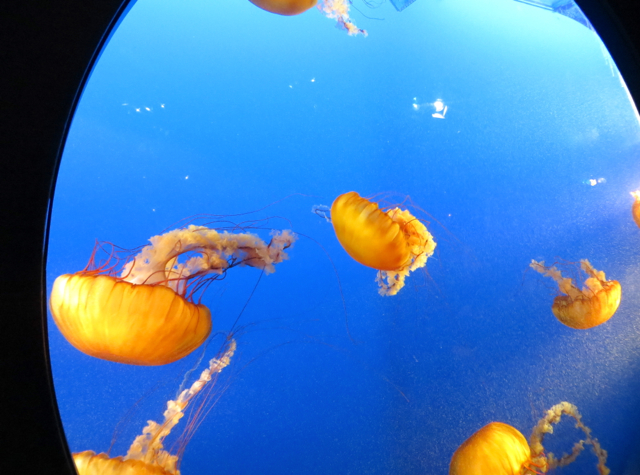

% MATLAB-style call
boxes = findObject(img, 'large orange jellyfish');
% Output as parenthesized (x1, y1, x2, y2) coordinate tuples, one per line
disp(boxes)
(73, 337, 236, 475)
(49, 224, 296, 365)
(330, 191, 436, 296)
(450, 402, 610, 475)
(249, 0, 317, 16)
(631, 191, 640, 228)
(530, 259, 621, 330)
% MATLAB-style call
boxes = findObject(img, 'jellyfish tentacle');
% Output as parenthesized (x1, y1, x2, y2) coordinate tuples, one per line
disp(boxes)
(318, 0, 367, 36)
(125, 339, 236, 473)
(73, 338, 237, 475)
(529, 401, 610, 475)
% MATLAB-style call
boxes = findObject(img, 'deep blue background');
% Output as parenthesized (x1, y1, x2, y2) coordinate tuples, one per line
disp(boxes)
(48, 0, 640, 473)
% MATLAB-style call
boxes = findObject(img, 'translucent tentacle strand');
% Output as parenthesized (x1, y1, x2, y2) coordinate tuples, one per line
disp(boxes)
(528, 401, 610, 475)
(124, 339, 237, 475)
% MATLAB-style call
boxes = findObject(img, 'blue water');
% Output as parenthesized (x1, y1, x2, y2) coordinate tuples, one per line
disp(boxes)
(47, 0, 640, 473)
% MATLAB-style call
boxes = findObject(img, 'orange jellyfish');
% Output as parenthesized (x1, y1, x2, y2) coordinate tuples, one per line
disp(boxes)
(449, 422, 532, 475)
(73, 337, 236, 475)
(248, 0, 317, 16)
(631, 191, 640, 228)
(330, 191, 436, 296)
(530, 259, 621, 329)
(450, 402, 610, 475)
(49, 224, 296, 365)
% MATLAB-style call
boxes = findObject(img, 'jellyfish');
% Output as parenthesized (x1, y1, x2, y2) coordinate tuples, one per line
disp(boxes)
(73, 337, 236, 475)
(450, 402, 610, 475)
(249, 0, 317, 16)
(530, 259, 621, 329)
(49, 224, 297, 365)
(330, 191, 436, 296)
(449, 422, 532, 475)
(631, 190, 640, 228)
(317, 0, 367, 36)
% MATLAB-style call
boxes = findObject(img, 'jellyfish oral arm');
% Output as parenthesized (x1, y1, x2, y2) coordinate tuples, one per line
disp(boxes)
(529, 402, 610, 475)
(125, 339, 237, 473)
(120, 226, 297, 292)
(72, 339, 237, 475)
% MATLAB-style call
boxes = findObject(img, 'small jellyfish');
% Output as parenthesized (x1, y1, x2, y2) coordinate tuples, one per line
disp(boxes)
(450, 402, 610, 475)
(73, 337, 236, 475)
(631, 190, 640, 228)
(317, 0, 367, 36)
(49, 225, 296, 365)
(248, 0, 317, 15)
(330, 191, 436, 296)
(530, 259, 621, 329)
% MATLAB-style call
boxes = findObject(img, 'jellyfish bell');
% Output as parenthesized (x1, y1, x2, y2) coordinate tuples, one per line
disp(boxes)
(631, 190, 640, 228)
(449, 422, 531, 475)
(50, 272, 212, 366)
(248, 0, 317, 15)
(73, 337, 237, 475)
(73, 451, 171, 475)
(530, 259, 621, 329)
(330, 191, 436, 296)
(49, 224, 297, 365)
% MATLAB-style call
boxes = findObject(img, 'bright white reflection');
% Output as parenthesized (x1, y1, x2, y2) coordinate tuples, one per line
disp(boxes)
(412, 98, 448, 119)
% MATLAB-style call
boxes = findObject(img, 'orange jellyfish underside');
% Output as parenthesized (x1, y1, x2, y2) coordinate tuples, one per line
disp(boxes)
(631, 191, 640, 228)
(248, 0, 317, 15)
(330, 191, 436, 296)
(530, 259, 621, 330)
(73, 451, 172, 475)
(49, 225, 296, 365)
(50, 273, 212, 366)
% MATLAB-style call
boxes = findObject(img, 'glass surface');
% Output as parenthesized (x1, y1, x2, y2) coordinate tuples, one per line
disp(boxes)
(47, 0, 640, 473)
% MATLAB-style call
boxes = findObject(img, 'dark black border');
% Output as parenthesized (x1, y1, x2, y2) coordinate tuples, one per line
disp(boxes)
(574, 0, 640, 103)
(0, 1, 131, 472)
(0, 1, 638, 473)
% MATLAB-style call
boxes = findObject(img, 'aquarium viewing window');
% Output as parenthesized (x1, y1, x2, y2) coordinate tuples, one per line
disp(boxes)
(45, 0, 640, 474)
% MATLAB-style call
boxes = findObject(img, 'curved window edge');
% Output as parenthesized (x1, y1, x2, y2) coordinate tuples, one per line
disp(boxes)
(0, 0, 639, 474)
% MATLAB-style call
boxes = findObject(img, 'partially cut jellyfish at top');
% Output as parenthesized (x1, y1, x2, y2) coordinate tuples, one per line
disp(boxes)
(248, 0, 317, 16)
(74, 337, 236, 475)
(49, 224, 296, 365)
(330, 191, 436, 296)
(246, 0, 367, 36)
(530, 259, 621, 329)
(450, 402, 610, 475)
